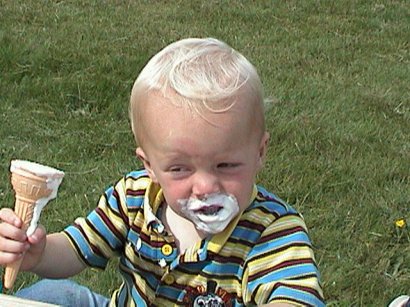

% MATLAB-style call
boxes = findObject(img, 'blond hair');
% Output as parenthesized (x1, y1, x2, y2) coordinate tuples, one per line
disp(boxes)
(130, 38, 265, 144)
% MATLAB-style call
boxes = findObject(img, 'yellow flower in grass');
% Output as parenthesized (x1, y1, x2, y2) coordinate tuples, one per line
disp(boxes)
(395, 219, 406, 228)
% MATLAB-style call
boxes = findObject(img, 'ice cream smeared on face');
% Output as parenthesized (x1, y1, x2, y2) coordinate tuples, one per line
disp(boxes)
(10, 160, 64, 236)
(179, 193, 239, 234)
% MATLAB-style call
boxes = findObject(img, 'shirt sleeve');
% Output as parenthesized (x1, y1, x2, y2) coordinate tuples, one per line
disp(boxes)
(63, 177, 132, 269)
(243, 213, 325, 306)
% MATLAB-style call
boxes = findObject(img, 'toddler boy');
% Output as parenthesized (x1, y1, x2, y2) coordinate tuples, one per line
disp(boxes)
(0, 37, 324, 306)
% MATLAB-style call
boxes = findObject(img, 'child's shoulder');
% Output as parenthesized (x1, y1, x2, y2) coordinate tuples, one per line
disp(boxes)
(126, 168, 149, 180)
(121, 168, 150, 188)
(101, 168, 157, 214)
(247, 185, 300, 217)
(105, 168, 151, 207)
(235, 186, 308, 245)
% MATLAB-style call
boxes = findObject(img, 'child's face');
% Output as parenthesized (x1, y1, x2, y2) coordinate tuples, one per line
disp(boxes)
(136, 92, 269, 232)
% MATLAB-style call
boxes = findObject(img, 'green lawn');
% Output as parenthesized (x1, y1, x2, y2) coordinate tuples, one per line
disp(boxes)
(1, 1, 409, 305)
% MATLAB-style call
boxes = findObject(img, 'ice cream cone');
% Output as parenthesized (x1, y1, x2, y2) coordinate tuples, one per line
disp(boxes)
(4, 169, 52, 290)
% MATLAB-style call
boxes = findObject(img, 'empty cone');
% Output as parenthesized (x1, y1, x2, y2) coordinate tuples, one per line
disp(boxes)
(4, 169, 52, 290)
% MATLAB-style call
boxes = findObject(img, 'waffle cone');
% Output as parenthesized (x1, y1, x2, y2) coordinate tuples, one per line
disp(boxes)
(4, 170, 52, 290)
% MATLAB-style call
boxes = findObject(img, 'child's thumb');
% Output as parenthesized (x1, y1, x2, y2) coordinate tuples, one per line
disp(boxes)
(27, 225, 47, 244)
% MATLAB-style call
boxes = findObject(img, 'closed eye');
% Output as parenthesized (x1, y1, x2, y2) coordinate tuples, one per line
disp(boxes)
(169, 166, 188, 172)
(217, 163, 240, 169)
(166, 166, 191, 179)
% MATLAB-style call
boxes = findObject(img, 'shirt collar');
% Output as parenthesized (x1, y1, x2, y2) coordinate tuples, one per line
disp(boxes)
(206, 185, 258, 254)
(143, 180, 165, 231)
(142, 180, 258, 256)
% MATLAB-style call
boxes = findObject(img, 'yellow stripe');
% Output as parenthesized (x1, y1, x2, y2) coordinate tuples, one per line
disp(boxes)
(183, 241, 202, 262)
(244, 209, 306, 231)
(264, 215, 307, 233)
(208, 185, 258, 253)
(125, 176, 151, 191)
(99, 202, 129, 236)
(217, 241, 251, 259)
(215, 279, 242, 293)
(174, 271, 207, 288)
(248, 246, 314, 275)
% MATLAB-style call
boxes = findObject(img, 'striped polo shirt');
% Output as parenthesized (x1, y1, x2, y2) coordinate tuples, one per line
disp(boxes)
(64, 169, 324, 306)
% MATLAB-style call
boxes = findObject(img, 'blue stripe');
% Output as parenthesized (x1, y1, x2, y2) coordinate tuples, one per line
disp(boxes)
(269, 286, 325, 307)
(65, 226, 108, 268)
(126, 195, 144, 208)
(203, 262, 241, 276)
(259, 232, 310, 254)
(231, 225, 261, 242)
(87, 211, 122, 249)
(250, 263, 320, 288)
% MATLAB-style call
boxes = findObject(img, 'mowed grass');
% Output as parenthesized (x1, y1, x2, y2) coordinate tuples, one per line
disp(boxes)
(0, 1, 409, 305)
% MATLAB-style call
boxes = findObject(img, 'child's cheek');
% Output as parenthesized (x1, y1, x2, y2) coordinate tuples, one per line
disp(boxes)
(228, 184, 254, 212)
(165, 181, 190, 207)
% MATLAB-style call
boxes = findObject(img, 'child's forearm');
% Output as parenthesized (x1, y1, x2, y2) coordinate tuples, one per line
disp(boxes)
(31, 232, 86, 278)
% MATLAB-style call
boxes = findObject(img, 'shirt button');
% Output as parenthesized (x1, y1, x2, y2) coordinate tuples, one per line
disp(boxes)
(157, 224, 165, 233)
(136, 238, 142, 250)
(161, 244, 173, 256)
(159, 258, 167, 268)
(163, 274, 175, 285)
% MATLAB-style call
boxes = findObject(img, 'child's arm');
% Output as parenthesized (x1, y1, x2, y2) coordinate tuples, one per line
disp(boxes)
(31, 232, 86, 278)
(244, 212, 324, 306)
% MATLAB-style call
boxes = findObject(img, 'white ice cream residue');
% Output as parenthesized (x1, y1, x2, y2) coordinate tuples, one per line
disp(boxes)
(179, 193, 239, 235)
(10, 160, 64, 236)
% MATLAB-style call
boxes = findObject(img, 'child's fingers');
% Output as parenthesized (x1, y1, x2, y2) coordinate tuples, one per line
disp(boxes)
(0, 219, 27, 242)
(0, 250, 25, 265)
(0, 208, 22, 228)
(27, 225, 46, 244)
(0, 235, 29, 253)
(0, 236, 29, 265)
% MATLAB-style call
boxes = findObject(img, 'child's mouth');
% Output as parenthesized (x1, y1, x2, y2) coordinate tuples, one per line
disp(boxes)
(195, 205, 223, 216)
(178, 193, 239, 234)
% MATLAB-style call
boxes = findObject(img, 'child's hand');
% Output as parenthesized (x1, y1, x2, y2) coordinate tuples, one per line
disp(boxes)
(0, 208, 47, 272)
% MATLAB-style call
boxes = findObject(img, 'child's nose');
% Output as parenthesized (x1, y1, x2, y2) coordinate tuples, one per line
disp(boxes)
(192, 171, 220, 198)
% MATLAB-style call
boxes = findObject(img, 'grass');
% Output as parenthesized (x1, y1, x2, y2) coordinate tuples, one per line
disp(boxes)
(1, 0, 409, 305)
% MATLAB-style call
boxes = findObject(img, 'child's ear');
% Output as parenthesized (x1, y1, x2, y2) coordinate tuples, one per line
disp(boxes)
(257, 132, 270, 169)
(136, 147, 158, 183)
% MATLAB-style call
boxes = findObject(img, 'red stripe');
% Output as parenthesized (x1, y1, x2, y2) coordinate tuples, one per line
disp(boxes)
(258, 226, 306, 244)
(95, 207, 125, 243)
(111, 189, 129, 225)
(126, 189, 146, 197)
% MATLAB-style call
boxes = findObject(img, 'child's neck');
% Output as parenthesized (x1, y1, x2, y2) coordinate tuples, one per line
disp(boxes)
(161, 203, 207, 254)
